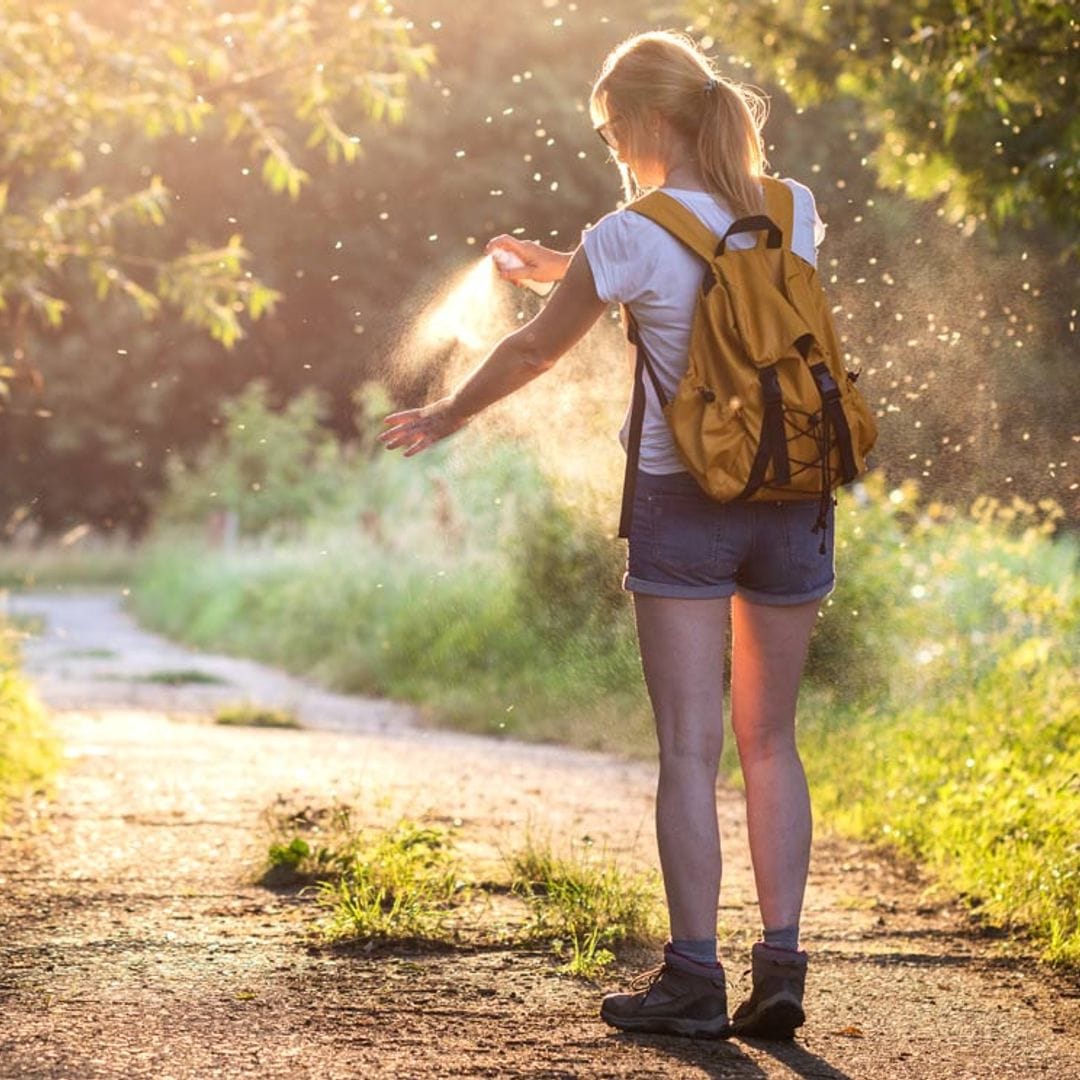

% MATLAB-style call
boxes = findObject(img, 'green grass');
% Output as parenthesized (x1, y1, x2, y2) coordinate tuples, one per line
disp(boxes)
(215, 703, 299, 729)
(0, 624, 59, 821)
(144, 669, 227, 686)
(802, 631, 1079, 967)
(259, 806, 661, 974)
(0, 540, 134, 589)
(509, 835, 663, 977)
(317, 821, 466, 943)
(798, 484, 1080, 968)
(262, 807, 468, 943)
(131, 527, 653, 755)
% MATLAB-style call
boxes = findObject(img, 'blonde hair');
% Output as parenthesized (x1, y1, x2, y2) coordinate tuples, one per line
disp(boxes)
(590, 30, 768, 217)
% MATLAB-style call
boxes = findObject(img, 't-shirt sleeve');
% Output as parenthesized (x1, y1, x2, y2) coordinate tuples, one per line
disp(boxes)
(783, 178, 825, 267)
(581, 209, 660, 305)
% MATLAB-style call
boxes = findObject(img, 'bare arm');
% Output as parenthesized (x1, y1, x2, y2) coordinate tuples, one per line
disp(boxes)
(380, 247, 606, 456)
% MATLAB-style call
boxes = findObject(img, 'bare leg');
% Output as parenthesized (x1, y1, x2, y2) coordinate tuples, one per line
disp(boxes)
(730, 596, 820, 932)
(634, 594, 729, 941)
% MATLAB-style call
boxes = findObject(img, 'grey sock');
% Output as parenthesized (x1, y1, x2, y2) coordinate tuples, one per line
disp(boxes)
(670, 937, 718, 966)
(762, 925, 800, 952)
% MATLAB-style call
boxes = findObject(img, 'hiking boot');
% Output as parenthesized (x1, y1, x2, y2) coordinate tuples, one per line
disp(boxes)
(600, 944, 730, 1038)
(730, 942, 807, 1039)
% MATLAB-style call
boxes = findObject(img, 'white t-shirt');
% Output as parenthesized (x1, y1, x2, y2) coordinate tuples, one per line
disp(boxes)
(581, 179, 825, 474)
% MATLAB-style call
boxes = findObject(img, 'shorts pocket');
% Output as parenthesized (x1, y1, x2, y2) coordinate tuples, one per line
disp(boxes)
(779, 500, 834, 581)
(646, 488, 718, 576)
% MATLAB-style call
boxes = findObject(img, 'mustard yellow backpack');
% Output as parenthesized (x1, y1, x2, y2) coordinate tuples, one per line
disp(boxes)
(618, 177, 877, 550)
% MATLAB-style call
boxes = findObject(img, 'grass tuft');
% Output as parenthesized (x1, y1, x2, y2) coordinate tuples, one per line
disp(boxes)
(317, 821, 466, 944)
(261, 806, 467, 943)
(510, 835, 662, 977)
(0, 623, 59, 821)
(214, 703, 298, 729)
(259, 807, 660, 975)
(144, 669, 227, 686)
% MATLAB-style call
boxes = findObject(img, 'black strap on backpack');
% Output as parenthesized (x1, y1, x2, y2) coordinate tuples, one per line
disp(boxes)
(739, 366, 790, 499)
(808, 364, 858, 485)
(618, 310, 668, 540)
(806, 362, 858, 554)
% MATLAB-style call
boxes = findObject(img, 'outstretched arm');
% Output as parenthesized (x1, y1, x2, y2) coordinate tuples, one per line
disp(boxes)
(380, 247, 605, 456)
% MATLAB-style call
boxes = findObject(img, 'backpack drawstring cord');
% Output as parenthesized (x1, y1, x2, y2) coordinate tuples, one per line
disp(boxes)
(813, 408, 832, 556)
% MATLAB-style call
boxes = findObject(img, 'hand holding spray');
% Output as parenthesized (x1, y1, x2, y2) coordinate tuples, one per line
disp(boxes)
(490, 248, 554, 297)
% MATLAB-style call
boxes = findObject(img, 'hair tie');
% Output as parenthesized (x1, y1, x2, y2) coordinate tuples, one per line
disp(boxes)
(703, 78, 718, 95)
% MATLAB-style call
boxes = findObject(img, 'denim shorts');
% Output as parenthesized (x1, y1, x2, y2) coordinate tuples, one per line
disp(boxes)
(624, 471, 836, 604)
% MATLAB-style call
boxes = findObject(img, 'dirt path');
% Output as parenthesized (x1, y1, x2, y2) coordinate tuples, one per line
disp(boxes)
(1, 590, 1077, 1079)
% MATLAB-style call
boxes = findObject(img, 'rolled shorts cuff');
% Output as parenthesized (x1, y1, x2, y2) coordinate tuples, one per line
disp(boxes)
(622, 572, 736, 600)
(736, 577, 836, 607)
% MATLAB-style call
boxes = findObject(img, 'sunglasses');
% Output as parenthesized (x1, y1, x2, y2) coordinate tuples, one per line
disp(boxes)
(594, 118, 619, 150)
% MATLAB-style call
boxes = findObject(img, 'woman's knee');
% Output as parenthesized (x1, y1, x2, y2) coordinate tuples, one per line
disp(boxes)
(656, 720, 724, 774)
(732, 714, 797, 766)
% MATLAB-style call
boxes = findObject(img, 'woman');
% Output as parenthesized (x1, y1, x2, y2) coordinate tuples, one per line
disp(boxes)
(381, 30, 829, 1041)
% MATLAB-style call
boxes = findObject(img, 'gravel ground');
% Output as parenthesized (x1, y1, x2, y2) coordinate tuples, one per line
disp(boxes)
(1, 589, 1077, 1079)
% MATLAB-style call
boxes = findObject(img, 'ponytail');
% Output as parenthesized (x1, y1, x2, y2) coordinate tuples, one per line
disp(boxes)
(697, 75, 768, 218)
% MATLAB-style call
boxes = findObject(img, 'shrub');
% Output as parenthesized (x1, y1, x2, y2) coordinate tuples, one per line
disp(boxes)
(0, 624, 58, 817)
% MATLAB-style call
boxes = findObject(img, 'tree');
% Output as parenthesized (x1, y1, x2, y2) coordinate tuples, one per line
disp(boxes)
(0, 0, 432, 409)
(0, 0, 663, 534)
(688, 0, 1079, 256)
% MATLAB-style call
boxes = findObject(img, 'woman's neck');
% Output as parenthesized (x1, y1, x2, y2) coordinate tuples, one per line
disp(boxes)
(661, 160, 707, 191)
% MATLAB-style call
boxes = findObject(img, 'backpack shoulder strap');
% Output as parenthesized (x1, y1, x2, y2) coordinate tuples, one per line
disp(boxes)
(626, 191, 718, 264)
(761, 177, 795, 251)
(632, 182, 797, 257)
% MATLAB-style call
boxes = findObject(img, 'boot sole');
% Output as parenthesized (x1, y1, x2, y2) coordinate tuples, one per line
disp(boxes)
(731, 997, 805, 1040)
(600, 1008, 732, 1040)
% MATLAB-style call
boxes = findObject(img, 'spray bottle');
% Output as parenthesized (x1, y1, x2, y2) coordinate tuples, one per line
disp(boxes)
(490, 249, 554, 297)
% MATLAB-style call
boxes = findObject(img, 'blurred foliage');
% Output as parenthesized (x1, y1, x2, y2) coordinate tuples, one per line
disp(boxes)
(813, 472, 1075, 702)
(0, 0, 430, 349)
(689, 0, 1079, 256)
(159, 380, 347, 537)
(514, 495, 626, 643)
(0, 0, 430, 528)
(805, 515, 1079, 965)
(0, 622, 57, 819)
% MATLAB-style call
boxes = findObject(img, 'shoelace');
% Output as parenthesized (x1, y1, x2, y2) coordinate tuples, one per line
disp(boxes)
(628, 963, 666, 993)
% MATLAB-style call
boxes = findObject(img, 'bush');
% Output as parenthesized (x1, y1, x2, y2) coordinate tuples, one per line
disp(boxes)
(158, 381, 348, 537)
(513, 493, 628, 642)
(801, 485, 1079, 966)
(0, 623, 57, 818)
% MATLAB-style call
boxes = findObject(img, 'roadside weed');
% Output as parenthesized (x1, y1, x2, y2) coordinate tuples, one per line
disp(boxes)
(0, 625, 58, 819)
(262, 803, 360, 886)
(558, 926, 616, 979)
(263, 808, 468, 944)
(259, 809, 660, 974)
(319, 821, 466, 943)
(215, 703, 299, 728)
(510, 835, 661, 975)
(144, 669, 227, 686)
